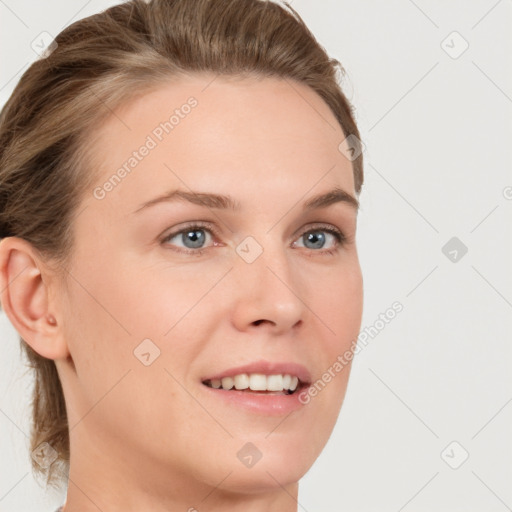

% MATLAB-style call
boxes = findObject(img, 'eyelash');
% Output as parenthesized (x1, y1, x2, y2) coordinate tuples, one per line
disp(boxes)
(161, 221, 347, 257)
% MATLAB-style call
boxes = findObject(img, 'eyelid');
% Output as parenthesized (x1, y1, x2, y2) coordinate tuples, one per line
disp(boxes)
(160, 220, 221, 246)
(294, 221, 343, 237)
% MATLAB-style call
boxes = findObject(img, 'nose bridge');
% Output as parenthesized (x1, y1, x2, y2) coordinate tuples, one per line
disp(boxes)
(230, 232, 305, 331)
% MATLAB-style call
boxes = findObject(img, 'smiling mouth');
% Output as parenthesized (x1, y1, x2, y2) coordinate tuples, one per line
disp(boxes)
(202, 372, 307, 395)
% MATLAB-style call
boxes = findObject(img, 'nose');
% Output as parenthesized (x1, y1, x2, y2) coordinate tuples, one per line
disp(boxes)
(229, 238, 306, 335)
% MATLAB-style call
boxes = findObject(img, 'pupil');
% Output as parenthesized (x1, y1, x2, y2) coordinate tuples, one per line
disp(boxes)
(184, 230, 205, 248)
(306, 232, 325, 249)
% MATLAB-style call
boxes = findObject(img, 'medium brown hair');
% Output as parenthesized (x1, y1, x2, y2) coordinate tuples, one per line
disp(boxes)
(0, 0, 364, 489)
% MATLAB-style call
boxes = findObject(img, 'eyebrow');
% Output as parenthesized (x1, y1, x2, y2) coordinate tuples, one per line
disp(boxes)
(133, 186, 359, 214)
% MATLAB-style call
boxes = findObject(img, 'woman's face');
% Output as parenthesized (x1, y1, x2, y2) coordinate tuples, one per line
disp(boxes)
(55, 73, 363, 503)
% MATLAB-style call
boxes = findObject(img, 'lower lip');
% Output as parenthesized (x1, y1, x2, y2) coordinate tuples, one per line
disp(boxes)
(201, 384, 310, 415)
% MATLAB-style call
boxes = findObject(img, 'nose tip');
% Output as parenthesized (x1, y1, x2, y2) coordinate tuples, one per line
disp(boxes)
(230, 252, 306, 334)
(251, 307, 303, 329)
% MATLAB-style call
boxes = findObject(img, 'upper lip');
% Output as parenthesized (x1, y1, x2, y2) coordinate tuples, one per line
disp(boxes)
(202, 360, 312, 384)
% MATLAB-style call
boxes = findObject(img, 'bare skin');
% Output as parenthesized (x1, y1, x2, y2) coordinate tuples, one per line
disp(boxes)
(0, 73, 363, 511)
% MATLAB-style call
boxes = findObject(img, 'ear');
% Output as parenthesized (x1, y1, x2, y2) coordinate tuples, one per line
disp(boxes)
(0, 236, 68, 360)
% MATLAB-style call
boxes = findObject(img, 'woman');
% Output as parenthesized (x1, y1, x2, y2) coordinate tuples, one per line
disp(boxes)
(0, 0, 364, 510)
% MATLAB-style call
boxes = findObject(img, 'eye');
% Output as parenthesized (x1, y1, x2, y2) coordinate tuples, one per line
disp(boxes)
(161, 222, 347, 256)
(161, 221, 216, 255)
(292, 225, 346, 255)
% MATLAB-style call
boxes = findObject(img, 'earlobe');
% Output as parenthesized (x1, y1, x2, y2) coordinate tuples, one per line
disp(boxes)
(0, 237, 66, 360)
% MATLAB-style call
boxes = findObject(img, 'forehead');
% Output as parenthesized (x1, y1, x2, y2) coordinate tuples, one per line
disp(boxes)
(83, 73, 355, 214)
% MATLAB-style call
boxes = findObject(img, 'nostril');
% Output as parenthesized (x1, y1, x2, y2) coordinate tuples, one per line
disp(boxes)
(253, 319, 275, 327)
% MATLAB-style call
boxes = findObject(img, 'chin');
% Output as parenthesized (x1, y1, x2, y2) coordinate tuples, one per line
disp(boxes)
(215, 434, 321, 494)
(217, 459, 309, 495)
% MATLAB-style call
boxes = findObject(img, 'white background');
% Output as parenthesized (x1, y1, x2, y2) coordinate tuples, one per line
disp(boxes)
(0, 1, 511, 511)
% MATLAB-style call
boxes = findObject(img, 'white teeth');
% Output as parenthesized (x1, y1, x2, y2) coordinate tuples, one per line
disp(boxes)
(249, 373, 267, 391)
(267, 374, 284, 391)
(208, 373, 301, 392)
(234, 374, 249, 390)
(221, 376, 234, 390)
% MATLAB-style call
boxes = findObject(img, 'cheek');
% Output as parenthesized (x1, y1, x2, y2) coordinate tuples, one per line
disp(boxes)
(317, 259, 363, 346)
(305, 259, 362, 410)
